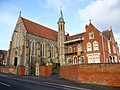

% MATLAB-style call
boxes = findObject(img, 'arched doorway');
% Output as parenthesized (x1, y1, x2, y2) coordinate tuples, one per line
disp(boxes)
(14, 51, 18, 66)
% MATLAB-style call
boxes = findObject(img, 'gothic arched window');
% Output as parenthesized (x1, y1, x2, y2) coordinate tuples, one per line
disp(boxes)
(77, 44, 82, 51)
(93, 41, 99, 51)
(87, 42, 92, 52)
(40, 42, 45, 57)
(50, 44, 54, 58)
(30, 39, 35, 56)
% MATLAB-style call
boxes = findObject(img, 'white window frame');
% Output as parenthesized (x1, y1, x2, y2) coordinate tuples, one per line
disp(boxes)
(87, 42, 92, 52)
(89, 32, 94, 39)
(87, 54, 100, 63)
(93, 41, 99, 51)
(77, 44, 82, 52)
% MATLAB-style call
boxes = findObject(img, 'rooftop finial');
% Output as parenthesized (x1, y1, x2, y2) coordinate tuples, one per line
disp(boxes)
(89, 19, 92, 25)
(110, 26, 112, 30)
(19, 11, 21, 17)
(60, 7, 63, 18)
(89, 19, 91, 23)
(58, 7, 64, 22)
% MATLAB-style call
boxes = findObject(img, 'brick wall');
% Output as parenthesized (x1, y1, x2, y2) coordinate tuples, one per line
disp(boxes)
(60, 63, 120, 87)
(40, 65, 52, 76)
(0, 66, 16, 74)
(0, 66, 25, 75)
(18, 66, 25, 76)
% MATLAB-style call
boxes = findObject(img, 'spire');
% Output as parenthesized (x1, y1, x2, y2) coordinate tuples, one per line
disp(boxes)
(19, 11, 21, 17)
(60, 9, 63, 18)
(58, 8, 64, 22)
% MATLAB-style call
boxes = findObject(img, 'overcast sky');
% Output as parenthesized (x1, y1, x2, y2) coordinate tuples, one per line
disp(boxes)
(0, 0, 120, 50)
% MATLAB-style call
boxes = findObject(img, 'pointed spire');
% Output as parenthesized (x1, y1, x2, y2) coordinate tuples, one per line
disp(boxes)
(19, 11, 21, 17)
(58, 8, 64, 22)
(60, 8, 63, 18)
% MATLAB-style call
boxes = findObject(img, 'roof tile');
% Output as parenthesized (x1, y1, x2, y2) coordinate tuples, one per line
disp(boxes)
(21, 17, 57, 41)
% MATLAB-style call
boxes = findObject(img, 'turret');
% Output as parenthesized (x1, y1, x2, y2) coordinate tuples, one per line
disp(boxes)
(57, 9, 65, 65)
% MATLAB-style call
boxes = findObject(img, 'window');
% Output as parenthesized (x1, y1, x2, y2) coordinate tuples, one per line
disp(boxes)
(89, 32, 94, 39)
(87, 42, 92, 52)
(87, 54, 100, 63)
(94, 55, 100, 63)
(40, 42, 45, 57)
(18, 28, 22, 46)
(50, 44, 54, 58)
(30, 40, 35, 56)
(88, 55, 93, 63)
(77, 44, 82, 51)
(93, 41, 99, 51)
(68, 46, 72, 53)
(37, 43, 40, 56)
(14, 33, 17, 48)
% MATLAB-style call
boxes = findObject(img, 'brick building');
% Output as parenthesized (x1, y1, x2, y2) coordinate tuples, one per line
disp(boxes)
(65, 21, 120, 64)
(0, 50, 7, 65)
(7, 10, 120, 75)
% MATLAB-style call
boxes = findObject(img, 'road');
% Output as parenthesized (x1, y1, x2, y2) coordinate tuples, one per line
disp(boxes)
(0, 74, 120, 90)
(0, 76, 69, 90)
(0, 75, 90, 90)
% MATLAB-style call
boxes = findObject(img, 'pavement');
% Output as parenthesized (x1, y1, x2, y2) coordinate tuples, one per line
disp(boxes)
(0, 73, 120, 90)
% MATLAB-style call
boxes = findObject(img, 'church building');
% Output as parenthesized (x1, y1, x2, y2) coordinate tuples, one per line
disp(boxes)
(7, 10, 120, 74)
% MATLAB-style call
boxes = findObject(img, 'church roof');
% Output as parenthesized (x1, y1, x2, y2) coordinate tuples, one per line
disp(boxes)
(21, 17, 57, 41)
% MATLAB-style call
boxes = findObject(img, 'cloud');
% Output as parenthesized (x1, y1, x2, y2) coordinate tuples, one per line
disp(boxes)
(78, 0, 120, 31)
(77, 0, 120, 46)
(38, 0, 83, 11)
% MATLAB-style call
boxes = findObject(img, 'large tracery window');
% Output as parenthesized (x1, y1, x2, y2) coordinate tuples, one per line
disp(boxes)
(87, 42, 92, 52)
(40, 42, 45, 57)
(93, 41, 99, 51)
(50, 44, 54, 58)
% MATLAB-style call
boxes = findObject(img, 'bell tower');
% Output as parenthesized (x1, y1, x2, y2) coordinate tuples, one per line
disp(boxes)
(57, 9, 65, 65)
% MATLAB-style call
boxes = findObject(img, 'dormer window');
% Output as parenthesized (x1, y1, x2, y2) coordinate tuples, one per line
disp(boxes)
(89, 32, 94, 39)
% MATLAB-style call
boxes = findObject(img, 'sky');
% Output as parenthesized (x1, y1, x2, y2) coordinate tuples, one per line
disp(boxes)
(0, 0, 120, 50)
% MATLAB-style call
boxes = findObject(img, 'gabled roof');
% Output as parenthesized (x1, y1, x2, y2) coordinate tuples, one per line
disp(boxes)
(102, 30, 111, 40)
(21, 17, 58, 41)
